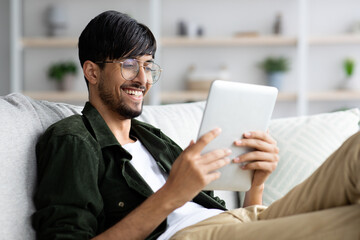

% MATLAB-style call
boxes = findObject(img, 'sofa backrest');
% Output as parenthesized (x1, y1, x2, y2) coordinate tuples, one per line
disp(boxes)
(1, 93, 359, 239)
(0, 93, 82, 239)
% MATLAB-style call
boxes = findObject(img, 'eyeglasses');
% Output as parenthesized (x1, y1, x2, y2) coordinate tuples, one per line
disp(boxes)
(96, 58, 162, 84)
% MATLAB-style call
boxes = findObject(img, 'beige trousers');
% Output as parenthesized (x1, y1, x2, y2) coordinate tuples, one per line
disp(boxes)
(171, 132, 360, 240)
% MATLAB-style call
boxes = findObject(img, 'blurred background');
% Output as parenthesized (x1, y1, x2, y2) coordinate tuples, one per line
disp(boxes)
(1, 0, 360, 118)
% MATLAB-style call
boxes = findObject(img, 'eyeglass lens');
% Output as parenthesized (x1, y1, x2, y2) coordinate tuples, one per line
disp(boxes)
(121, 59, 161, 84)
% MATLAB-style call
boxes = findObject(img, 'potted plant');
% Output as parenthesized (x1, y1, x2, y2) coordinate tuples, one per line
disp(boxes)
(341, 58, 360, 90)
(48, 61, 77, 91)
(259, 56, 290, 90)
(344, 58, 355, 78)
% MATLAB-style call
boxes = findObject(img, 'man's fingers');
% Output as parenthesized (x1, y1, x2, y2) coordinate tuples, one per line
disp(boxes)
(243, 131, 277, 144)
(206, 171, 222, 183)
(234, 151, 279, 164)
(203, 157, 231, 173)
(241, 160, 278, 172)
(201, 148, 232, 164)
(189, 128, 222, 154)
(234, 138, 279, 153)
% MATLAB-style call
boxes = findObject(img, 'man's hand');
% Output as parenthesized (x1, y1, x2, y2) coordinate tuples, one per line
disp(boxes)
(163, 128, 232, 208)
(233, 131, 279, 206)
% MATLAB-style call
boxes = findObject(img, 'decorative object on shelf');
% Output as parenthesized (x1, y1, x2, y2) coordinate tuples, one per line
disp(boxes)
(177, 20, 188, 36)
(48, 61, 78, 91)
(350, 21, 360, 34)
(46, 4, 67, 36)
(196, 25, 204, 37)
(186, 65, 230, 91)
(259, 57, 290, 90)
(273, 13, 283, 35)
(340, 58, 360, 90)
(177, 20, 204, 38)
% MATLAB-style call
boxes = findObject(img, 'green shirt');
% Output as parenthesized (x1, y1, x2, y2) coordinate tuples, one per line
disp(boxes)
(32, 102, 226, 240)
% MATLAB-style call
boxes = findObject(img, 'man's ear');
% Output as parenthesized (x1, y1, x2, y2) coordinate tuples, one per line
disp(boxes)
(83, 60, 100, 85)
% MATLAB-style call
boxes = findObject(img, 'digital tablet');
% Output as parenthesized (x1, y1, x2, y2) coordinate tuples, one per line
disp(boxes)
(198, 80, 278, 191)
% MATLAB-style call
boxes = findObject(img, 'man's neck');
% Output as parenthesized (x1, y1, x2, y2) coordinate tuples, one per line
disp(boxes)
(90, 100, 134, 145)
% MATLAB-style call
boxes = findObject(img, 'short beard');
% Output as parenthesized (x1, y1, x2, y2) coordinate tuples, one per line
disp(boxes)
(98, 78, 143, 119)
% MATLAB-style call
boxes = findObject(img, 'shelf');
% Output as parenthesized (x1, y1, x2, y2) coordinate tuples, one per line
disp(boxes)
(21, 37, 78, 48)
(309, 34, 360, 45)
(307, 90, 360, 101)
(21, 36, 296, 48)
(20, 34, 360, 49)
(161, 36, 297, 47)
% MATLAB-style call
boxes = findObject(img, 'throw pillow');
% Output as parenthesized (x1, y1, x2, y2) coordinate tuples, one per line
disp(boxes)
(263, 108, 360, 206)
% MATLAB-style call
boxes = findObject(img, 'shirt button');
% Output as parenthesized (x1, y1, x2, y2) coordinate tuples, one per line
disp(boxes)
(118, 201, 125, 207)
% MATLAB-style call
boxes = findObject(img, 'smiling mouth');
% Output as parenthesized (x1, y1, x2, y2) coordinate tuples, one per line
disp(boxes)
(123, 89, 143, 96)
(122, 87, 145, 100)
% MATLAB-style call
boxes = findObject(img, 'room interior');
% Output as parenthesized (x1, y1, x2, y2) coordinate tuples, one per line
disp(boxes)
(1, 0, 360, 118)
(1, 1, 360, 238)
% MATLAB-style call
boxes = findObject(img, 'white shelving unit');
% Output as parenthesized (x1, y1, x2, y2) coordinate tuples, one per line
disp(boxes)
(10, 0, 360, 116)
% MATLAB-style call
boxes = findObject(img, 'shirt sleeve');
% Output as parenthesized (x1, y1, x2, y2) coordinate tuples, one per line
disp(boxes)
(32, 132, 103, 240)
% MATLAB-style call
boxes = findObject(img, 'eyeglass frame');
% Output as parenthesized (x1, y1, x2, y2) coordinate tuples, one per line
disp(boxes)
(95, 58, 162, 85)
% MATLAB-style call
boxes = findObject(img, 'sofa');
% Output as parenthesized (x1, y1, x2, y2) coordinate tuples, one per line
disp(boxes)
(1, 93, 359, 239)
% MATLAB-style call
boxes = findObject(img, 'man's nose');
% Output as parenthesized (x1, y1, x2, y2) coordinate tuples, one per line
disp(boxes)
(134, 66, 147, 85)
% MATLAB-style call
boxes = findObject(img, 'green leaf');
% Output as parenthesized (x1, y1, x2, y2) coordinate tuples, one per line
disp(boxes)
(48, 61, 78, 82)
(259, 57, 290, 74)
(343, 58, 355, 77)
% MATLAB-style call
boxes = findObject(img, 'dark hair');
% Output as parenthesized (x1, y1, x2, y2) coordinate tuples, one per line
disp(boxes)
(78, 10, 157, 86)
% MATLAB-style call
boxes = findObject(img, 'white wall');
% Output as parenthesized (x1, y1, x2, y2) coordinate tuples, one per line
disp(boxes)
(0, 0, 10, 95)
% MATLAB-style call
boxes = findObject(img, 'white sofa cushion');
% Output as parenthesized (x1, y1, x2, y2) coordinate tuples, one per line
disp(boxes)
(264, 108, 360, 206)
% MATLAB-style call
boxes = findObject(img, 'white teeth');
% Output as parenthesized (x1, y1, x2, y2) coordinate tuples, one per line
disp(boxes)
(124, 89, 143, 96)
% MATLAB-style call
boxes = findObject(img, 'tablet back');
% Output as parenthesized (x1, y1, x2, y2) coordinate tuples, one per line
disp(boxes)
(198, 80, 278, 191)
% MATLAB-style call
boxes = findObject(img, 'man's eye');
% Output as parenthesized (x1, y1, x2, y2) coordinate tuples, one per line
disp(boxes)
(123, 63, 136, 68)
(144, 66, 153, 71)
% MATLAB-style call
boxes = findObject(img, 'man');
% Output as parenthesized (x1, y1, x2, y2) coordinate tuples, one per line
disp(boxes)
(33, 10, 359, 240)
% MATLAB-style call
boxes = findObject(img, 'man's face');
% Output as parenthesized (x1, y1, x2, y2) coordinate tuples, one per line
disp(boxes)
(97, 55, 153, 119)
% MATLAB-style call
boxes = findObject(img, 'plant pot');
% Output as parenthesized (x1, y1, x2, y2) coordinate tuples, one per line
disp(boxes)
(267, 72, 284, 90)
(340, 76, 360, 90)
(56, 74, 74, 91)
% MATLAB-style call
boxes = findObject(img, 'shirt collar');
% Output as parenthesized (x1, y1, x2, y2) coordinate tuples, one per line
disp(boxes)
(82, 102, 171, 166)
(82, 102, 120, 148)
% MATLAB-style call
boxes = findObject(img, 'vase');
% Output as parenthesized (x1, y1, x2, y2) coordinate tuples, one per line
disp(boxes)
(56, 74, 74, 91)
(341, 76, 360, 90)
(46, 4, 67, 36)
(267, 72, 284, 90)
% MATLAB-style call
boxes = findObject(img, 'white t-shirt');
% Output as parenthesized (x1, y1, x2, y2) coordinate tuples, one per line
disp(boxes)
(122, 140, 223, 240)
